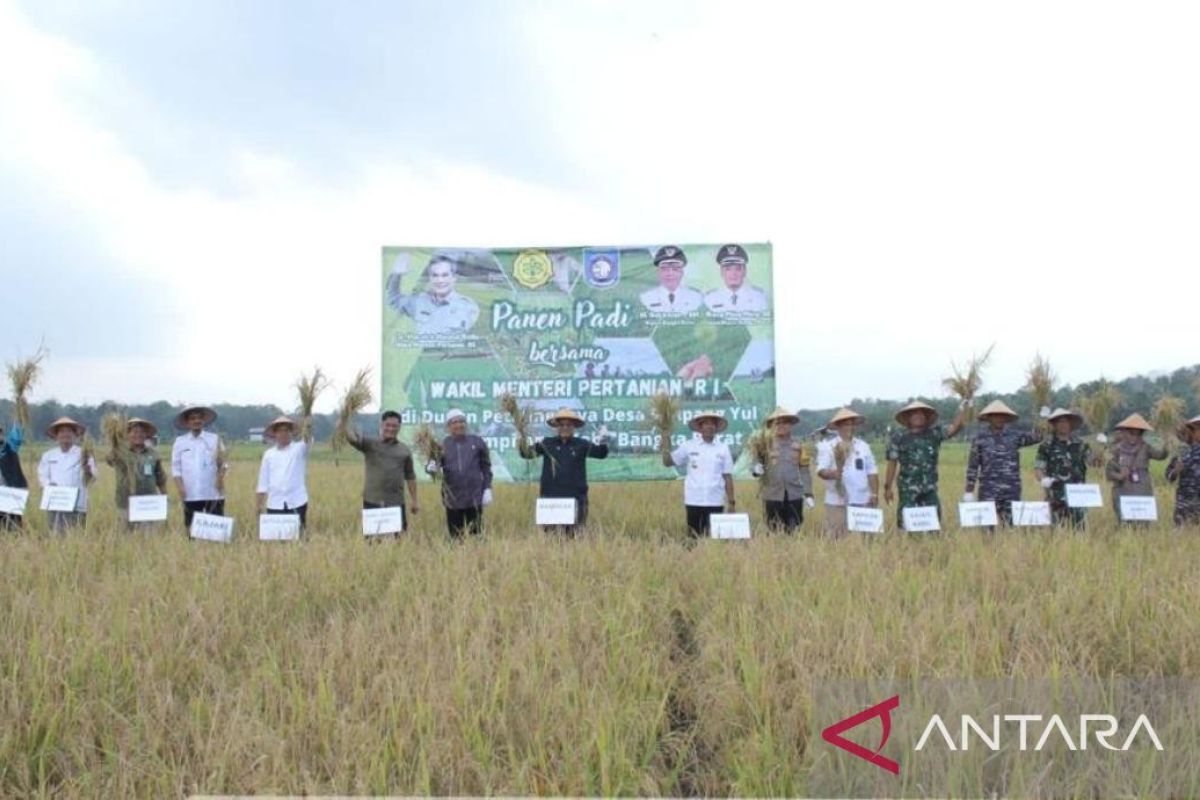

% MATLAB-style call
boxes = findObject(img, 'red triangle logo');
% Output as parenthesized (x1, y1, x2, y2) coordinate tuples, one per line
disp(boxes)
(821, 695, 901, 775)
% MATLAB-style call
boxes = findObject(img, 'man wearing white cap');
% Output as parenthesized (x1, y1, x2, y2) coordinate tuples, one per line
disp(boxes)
(964, 400, 1042, 526)
(256, 416, 311, 529)
(426, 408, 492, 538)
(171, 405, 227, 529)
(387, 252, 480, 336)
(884, 400, 968, 529)
(36, 417, 96, 532)
(816, 408, 879, 538)
(663, 410, 735, 538)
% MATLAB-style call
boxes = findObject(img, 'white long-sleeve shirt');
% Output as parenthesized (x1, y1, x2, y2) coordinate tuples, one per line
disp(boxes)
(171, 431, 225, 501)
(256, 441, 308, 509)
(37, 445, 97, 512)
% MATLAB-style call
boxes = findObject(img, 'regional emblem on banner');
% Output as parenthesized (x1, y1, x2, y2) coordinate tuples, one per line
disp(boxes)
(583, 249, 620, 288)
(512, 250, 554, 289)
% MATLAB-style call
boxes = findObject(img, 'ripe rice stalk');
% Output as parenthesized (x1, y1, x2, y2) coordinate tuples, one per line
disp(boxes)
(78, 432, 95, 482)
(295, 367, 330, 445)
(649, 392, 680, 452)
(332, 368, 372, 454)
(1152, 395, 1186, 446)
(942, 344, 994, 421)
(833, 438, 851, 498)
(746, 426, 770, 470)
(1025, 354, 1057, 427)
(101, 411, 138, 489)
(500, 393, 532, 453)
(1079, 380, 1122, 435)
(412, 424, 445, 477)
(6, 342, 48, 430)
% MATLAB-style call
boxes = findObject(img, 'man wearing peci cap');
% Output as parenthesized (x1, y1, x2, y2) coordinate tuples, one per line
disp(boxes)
(426, 408, 492, 538)
(1105, 413, 1168, 522)
(36, 417, 96, 532)
(171, 405, 228, 529)
(519, 408, 609, 535)
(256, 416, 311, 530)
(816, 408, 879, 538)
(664, 410, 736, 538)
(884, 400, 969, 530)
(1166, 416, 1200, 526)
(338, 410, 419, 529)
(0, 417, 29, 531)
(964, 400, 1043, 527)
(108, 418, 169, 532)
(704, 244, 767, 314)
(639, 246, 703, 313)
(751, 407, 814, 533)
(1032, 408, 1091, 527)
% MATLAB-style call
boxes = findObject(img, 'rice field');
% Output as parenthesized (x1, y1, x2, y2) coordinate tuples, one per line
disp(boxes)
(1, 442, 1198, 796)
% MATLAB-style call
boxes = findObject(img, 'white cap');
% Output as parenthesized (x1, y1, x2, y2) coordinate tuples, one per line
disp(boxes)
(446, 408, 467, 424)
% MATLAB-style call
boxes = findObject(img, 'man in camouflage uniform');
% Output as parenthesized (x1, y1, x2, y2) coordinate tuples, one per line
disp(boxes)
(964, 399, 1042, 526)
(884, 399, 969, 530)
(1167, 415, 1200, 526)
(1032, 408, 1090, 527)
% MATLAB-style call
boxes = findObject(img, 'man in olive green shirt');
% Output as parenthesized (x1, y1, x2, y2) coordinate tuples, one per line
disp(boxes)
(107, 418, 169, 531)
(343, 410, 420, 526)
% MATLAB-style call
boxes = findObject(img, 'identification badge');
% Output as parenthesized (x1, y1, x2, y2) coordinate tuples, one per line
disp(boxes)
(1131, 471, 1141, 484)
(854, 457, 864, 470)
(143, 462, 154, 476)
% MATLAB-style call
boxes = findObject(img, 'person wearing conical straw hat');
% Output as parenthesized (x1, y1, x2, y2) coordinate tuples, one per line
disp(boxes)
(1033, 408, 1090, 527)
(171, 405, 228, 530)
(519, 407, 608, 535)
(1105, 412, 1168, 522)
(883, 399, 968, 530)
(815, 408, 878, 538)
(36, 417, 96, 532)
(1166, 416, 1200, 527)
(108, 418, 168, 532)
(256, 416, 311, 530)
(964, 399, 1042, 527)
(749, 407, 813, 534)
(664, 410, 736, 538)
(0, 416, 29, 532)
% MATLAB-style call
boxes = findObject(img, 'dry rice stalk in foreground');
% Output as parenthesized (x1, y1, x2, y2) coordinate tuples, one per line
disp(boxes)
(500, 393, 532, 454)
(746, 426, 770, 471)
(833, 438, 851, 498)
(332, 368, 372, 453)
(1079, 380, 1123, 436)
(1025, 354, 1057, 426)
(295, 367, 330, 444)
(649, 392, 680, 452)
(6, 343, 49, 430)
(412, 424, 444, 473)
(942, 344, 995, 421)
(1152, 395, 1186, 445)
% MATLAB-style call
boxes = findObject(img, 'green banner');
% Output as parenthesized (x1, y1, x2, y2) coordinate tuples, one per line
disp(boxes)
(381, 243, 775, 481)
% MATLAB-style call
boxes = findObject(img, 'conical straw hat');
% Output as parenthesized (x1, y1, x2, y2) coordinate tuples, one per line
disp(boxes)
(546, 408, 586, 428)
(688, 411, 729, 433)
(827, 407, 865, 427)
(174, 405, 217, 430)
(45, 417, 86, 438)
(977, 399, 1019, 421)
(765, 407, 800, 426)
(126, 417, 158, 437)
(894, 401, 938, 427)
(266, 415, 297, 433)
(1114, 412, 1153, 432)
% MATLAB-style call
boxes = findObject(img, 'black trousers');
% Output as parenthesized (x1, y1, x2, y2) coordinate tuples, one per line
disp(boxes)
(446, 506, 483, 538)
(0, 512, 23, 531)
(267, 503, 307, 529)
(183, 499, 225, 527)
(686, 505, 724, 538)
(765, 498, 804, 532)
(547, 496, 588, 537)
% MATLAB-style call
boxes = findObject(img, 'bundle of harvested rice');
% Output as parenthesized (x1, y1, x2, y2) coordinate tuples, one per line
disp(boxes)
(294, 367, 330, 445)
(1079, 380, 1122, 436)
(6, 343, 48, 430)
(649, 392, 680, 452)
(1152, 394, 1186, 444)
(500, 393, 532, 454)
(832, 438, 851, 498)
(101, 411, 137, 488)
(942, 344, 994, 420)
(1025, 354, 1056, 424)
(332, 368, 372, 453)
(412, 424, 445, 475)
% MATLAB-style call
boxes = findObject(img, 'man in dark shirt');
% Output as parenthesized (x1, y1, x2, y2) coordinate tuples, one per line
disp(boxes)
(426, 408, 493, 538)
(519, 407, 608, 535)
(341, 410, 419, 532)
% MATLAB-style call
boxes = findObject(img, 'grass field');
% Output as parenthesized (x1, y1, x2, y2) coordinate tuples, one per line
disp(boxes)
(1, 442, 1197, 796)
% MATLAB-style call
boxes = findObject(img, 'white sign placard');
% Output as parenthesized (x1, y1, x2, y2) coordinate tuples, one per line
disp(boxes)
(710, 513, 751, 539)
(362, 506, 404, 536)
(847, 506, 885, 534)
(190, 512, 234, 543)
(1011, 501, 1052, 526)
(1065, 483, 1104, 508)
(902, 506, 941, 533)
(259, 513, 301, 541)
(1119, 495, 1158, 522)
(0, 487, 30, 515)
(39, 486, 80, 512)
(128, 494, 169, 522)
(536, 497, 577, 526)
(958, 501, 999, 528)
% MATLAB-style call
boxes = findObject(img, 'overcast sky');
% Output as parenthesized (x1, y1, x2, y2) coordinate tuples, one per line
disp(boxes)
(2, 0, 1197, 412)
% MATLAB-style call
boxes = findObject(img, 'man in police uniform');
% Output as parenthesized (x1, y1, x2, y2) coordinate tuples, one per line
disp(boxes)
(387, 251, 480, 335)
(639, 246, 703, 313)
(704, 244, 767, 313)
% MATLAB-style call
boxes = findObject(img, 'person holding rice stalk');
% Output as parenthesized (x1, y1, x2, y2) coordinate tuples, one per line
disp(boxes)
(337, 410, 419, 526)
(1166, 415, 1200, 526)
(256, 416, 311, 530)
(816, 408, 878, 538)
(1105, 412, 1168, 523)
(0, 417, 29, 531)
(884, 400, 969, 529)
(964, 400, 1042, 527)
(36, 417, 96, 532)
(664, 410, 736, 538)
(750, 407, 814, 533)
(1032, 408, 1091, 527)
(108, 418, 169, 532)
(171, 405, 227, 529)
(520, 408, 609, 535)
(425, 409, 493, 539)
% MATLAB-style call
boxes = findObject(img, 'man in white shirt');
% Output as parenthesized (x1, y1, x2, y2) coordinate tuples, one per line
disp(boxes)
(640, 246, 703, 313)
(171, 405, 228, 529)
(662, 410, 735, 538)
(256, 416, 310, 529)
(36, 416, 96, 532)
(816, 408, 879, 538)
(704, 244, 768, 314)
